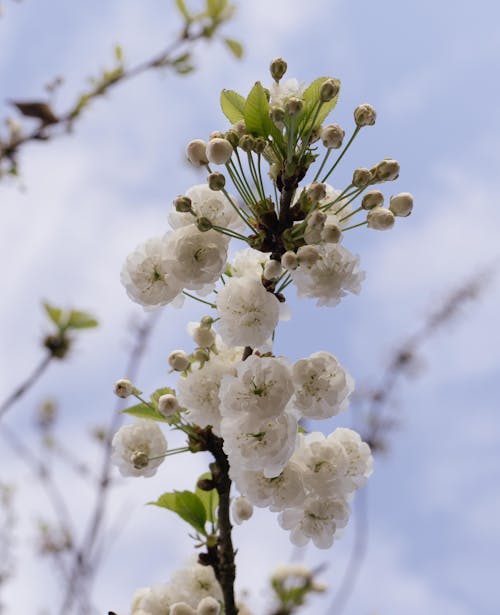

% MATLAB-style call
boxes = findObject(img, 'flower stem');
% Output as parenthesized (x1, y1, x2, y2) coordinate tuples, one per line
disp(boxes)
(321, 126, 361, 183)
(182, 291, 216, 308)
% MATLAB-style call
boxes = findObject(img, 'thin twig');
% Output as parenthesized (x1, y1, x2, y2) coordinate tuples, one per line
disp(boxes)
(0, 353, 52, 420)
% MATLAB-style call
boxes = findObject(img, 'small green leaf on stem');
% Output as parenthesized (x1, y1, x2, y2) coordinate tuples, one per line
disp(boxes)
(66, 310, 98, 329)
(122, 402, 169, 423)
(150, 490, 207, 535)
(223, 37, 243, 58)
(220, 89, 246, 123)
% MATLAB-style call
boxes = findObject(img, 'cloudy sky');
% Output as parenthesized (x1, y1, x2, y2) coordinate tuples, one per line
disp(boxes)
(1, 1, 499, 614)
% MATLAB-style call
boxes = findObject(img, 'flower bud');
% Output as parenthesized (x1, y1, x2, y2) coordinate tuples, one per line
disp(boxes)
(232, 496, 254, 525)
(321, 123, 345, 149)
(285, 97, 303, 117)
(389, 192, 413, 217)
(362, 190, 384, 210)
(375, 159, 400, 182)
(197, 597, 220, 615)
(193, 325, 216, 348)
(319, 78, 340, 102)
(196, 217, 213, 232)
(192, 348, 210, 364)
(281, 251, 298, 270)
(270, 106, 285, 124)
(171, 604, 196, 615)
(263, 259, 282, 280)
(297, 245, 320, 266)
(307, 182, 327, 202)
(206, 138, 233, 165)
(168, 350, 190, 372)
(131, 450, 149, 470)
(367, 207, 395, 230)
(200, 315, 214, 328)
(239, 134, 255, 153)
(354, 103, 376, 127)
(253, 137, 267, 154)
(186, 139, 208, 167)
(113, 378, 134, 398)
(225, 129, 239, 148)
(231, 119, 246, 136)
(307, 210, 327, 229)
(158, 393, 179, 418)
(270, 57, 288, 82)
(209, 131, 225, 140)
(322, 222, 342, 243)
(174, 195, 193, 212)
(208, 172, 226, 191)
(352, 168, 372, 188)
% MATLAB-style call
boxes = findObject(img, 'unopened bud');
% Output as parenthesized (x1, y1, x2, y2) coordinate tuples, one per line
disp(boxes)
(225, 129, 240, 148)
(319, 78, 340, 102)
(253, 137, 267, 154)
(174, 195, 193, 212)
(389, 192, 413, 217)
(193, 325, 216, 348)
(270, 57, 287, 81)
(208, 172, 226, 191)
(354, 103, 376, 127)
(307, 210, 327, 229)
(186, 139, 208, 167)
(196, 217, 213, 232)
(158, 394, 179, 418)
(200, 316, 214, 328)
(239, 134, 255, 153)
(297, 245, 320, 267)
(232, 496, 254, 525)
(352, 168, 373, 188)
(231, 120, 246, 136)
(269, 105, 285, 124)
(131, 451, 149, 470)
(197, 596, 220, 615)
(321, 123, 345, 149)
(263, 259, 282, 280)
(362, 190, 384, 210)
(285, 97, 303, 117)
(307, 182, 327, 202)
(171, 604, 196, 615)
(192, 348, 210, 363)
(114, 378, 134, 398)
(375, 158, 400, 182)
(281, 251, 298, 270)
(367, 207, 395, 230)
(322, 222, 342, 243)
(206, 138, 233, 165)
(168, 350, 190, 372)
(209, 131, 225, 140)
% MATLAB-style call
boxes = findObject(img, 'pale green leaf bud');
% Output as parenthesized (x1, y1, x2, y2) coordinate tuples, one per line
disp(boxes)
(319, 78, 340, 102)
(186, 139, 208, 167)
(168, 350, 190, 371)
(208, 172, 226, 191)
(206, 137, 233, 165)
(285, 97, 303, 117)
(174, 195, 193, 212)
(352, 168, 373, 188)
(321, 123, 345, 149)
(389, 192, 413, 217)
(270, 57, 287, 82)
(367, 207, 395, 230)
(362, 190, 384, 210)
(354, 103, 376, 127)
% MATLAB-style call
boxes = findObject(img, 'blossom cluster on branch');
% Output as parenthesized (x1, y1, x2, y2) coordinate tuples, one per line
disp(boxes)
(111, 58, 414, 615)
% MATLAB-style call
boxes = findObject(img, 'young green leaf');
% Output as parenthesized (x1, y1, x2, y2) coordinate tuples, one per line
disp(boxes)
(301, 77, 340, 131)
(43, 302, 63, 327)
(150, 490, 207, 535)
(195, 472, 219, 525)
(176, 0, 191, 20)
(223, 38, 243, 59)
(122, 403, 169, 423)
(244, 81, 271, 138)
(206, 0, 227, 18)
(66, 310, 98, 329)
(220, 90, 246, 123)
(150, 387, 175, 407)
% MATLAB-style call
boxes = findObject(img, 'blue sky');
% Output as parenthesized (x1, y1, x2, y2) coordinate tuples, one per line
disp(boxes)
(1, 1, 499, 614)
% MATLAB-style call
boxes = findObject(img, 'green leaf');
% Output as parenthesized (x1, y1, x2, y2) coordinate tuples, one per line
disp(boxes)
(150, 490, 207, 535)
(301, 77, 340, 132)
(175, 0, 191, 20)
(114, 45, 123, 63)
(223, 37, 243, 59)
(150, 387, 175, 407)
(122, 403, 169, 423)
(206, 0, 227, 18)
(195, 472, 219, 525)
(244, 81, 271, 138)
(43, 302, 63, 327)
(66, 310, 98, 329)
(220, 89, 246, 124)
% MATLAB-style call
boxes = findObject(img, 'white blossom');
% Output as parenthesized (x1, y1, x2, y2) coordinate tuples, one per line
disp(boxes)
(330, 428, 373, 491)
(229, 247, 269, 279)
(279, 496, 350, 549)
(291, 243, 365, 307)
(111, 420, 167, 478)
(121, 236, 183, 308)
(136, 583, 177, 615)
(216, 276, 280, 347)
(197, 597, 221, 615)
(269, 78, 305, 106)
(169, 562, 223, 607)
(158, 393, 180, 418)
(219, 355, 294, 420)
(114, 378, 134, 399)
(169, 184, 244, 232)
(164, 226, 228, 290)
(231, 496, 254, 525)
(292, 351, 354, 419)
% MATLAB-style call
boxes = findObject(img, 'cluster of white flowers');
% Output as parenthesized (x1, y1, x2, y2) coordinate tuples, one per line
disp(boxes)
(111, 419, 168, 478)
(130, 561, 223, 615)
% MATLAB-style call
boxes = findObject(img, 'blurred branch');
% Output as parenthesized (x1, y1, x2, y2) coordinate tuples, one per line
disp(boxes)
(0, 0, 241, 180)
(0, 354, 52, 420)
